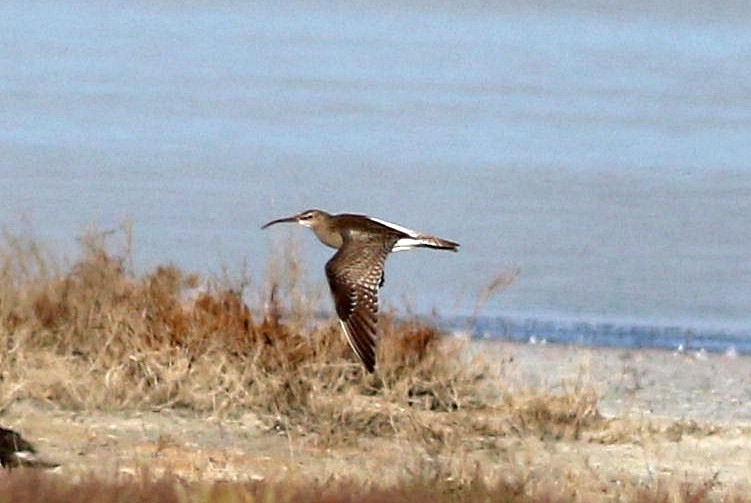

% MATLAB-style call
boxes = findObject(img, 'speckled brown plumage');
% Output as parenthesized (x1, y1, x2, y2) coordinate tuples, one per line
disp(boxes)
(263, 209, 458, 372)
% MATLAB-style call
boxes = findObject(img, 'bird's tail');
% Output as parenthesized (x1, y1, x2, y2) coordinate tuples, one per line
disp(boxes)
(11, 450, 60, 469)
(393, 234, 459, 252)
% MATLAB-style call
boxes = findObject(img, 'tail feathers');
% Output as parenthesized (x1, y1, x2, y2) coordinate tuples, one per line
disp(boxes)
(0, 427, 59, 470)
(421, 235, 460, 251)
(393, 235, 459, 252)
(10, 450, 60, 469)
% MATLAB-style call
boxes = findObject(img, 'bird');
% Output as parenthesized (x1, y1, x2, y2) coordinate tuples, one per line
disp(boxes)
(0, 427, 59, 470)
(262, 209, 459, 372)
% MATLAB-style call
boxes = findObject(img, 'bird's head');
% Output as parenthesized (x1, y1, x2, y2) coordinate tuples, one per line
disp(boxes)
(261, 209, 329, 230)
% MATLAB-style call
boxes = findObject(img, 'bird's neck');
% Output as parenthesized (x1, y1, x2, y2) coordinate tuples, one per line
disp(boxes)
(311, 221, 344, 249)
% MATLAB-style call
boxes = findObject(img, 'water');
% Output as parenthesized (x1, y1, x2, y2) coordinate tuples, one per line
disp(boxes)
(1, 1, 750, 350)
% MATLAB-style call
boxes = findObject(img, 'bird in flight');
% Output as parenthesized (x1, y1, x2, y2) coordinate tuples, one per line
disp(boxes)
(262, 209, 459, 372)
(0, 427, 59, 470)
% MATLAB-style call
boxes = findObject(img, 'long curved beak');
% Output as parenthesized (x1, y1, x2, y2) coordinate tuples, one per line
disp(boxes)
(261, 215, 298, 229)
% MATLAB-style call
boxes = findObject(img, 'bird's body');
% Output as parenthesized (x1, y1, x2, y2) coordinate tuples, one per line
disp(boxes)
(0, 427, 59, 470)
(262, 209, 459, 372)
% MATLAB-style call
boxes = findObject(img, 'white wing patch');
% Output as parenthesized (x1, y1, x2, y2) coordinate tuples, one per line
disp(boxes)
(369, 217, 442, 252)
(369, 217, 420, 237)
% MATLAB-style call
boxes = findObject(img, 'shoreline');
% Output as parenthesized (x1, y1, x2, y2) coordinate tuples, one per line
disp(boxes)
(472, 339, 751, 424)
(456, 313, 751, 355)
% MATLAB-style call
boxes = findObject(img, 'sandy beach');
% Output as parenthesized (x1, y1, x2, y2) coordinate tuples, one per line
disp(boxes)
(2, 340, 749, 496)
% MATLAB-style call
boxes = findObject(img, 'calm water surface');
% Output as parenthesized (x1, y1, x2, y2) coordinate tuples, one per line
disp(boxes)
(1, 1, 750, 347)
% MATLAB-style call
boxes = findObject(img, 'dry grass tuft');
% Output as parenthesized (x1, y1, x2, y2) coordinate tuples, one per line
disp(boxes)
(504, 387, 601, 440)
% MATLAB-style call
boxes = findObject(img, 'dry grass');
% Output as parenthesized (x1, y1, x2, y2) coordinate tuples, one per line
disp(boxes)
(1, 227, 744, 502)
(0, 229, 500, 433)
(0, 469, 748, 503)
(0, 468, 547, 503)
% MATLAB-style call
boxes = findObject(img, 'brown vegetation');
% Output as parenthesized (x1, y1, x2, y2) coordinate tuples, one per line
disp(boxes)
(0, 467, 747, 503)
(0, 228, 746, 502)
(0, 228, 490, 426)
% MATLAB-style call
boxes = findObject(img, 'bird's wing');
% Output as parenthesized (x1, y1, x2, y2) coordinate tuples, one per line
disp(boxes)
(0, 429, 35, 453)
(325, 237, 393, 372)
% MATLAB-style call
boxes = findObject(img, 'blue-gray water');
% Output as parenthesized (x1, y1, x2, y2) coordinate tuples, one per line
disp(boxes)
(2, 1, 750, 351)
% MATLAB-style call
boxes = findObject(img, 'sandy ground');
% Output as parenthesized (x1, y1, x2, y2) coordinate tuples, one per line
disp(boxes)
(482, 342, 751, 489)
(2, 341, 750, 493)
(489, 342, 751, 424)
